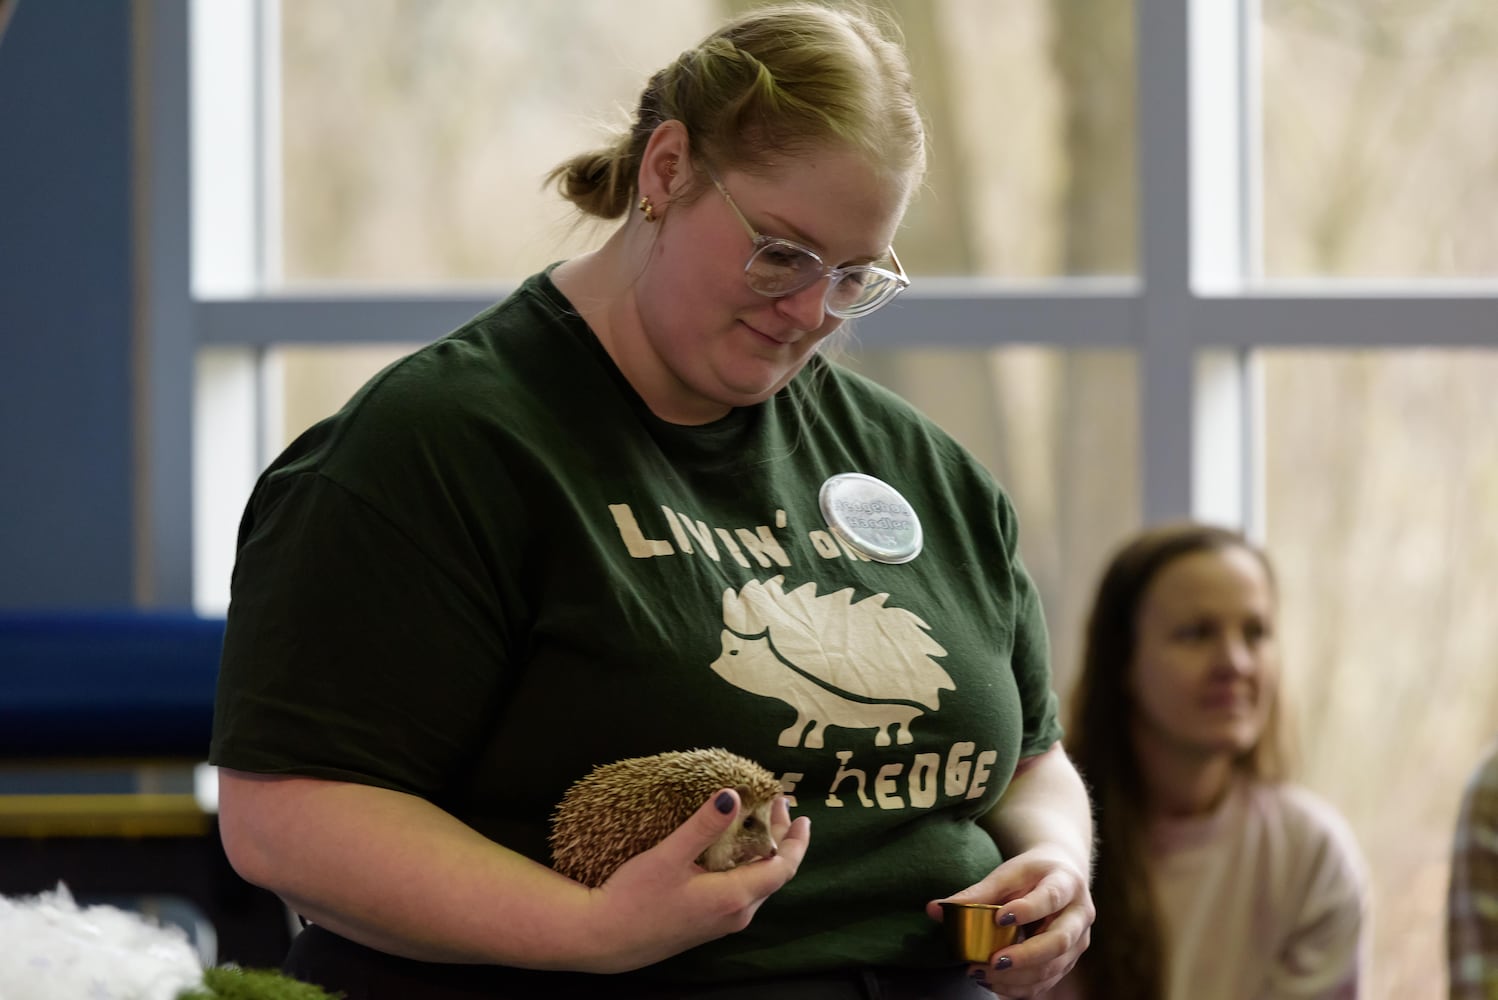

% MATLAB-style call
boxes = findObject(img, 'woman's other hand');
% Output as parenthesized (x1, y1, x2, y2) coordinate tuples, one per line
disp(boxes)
(929, 742, 1095, 996)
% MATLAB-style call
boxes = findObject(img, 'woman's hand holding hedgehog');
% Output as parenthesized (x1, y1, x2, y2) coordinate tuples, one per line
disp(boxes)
(545, 750, 812, 971)
(549, 748, 800, 887)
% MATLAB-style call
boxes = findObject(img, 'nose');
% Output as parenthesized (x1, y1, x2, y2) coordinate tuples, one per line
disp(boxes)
(774, 276, 834, 330)
(1220, 634, 1255, 674)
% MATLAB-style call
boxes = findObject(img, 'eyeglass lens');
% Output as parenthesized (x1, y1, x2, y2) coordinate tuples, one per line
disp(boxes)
(745, 240, 901, 318)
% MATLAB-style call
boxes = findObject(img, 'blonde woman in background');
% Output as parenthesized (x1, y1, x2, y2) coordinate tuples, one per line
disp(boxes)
(1052, 523, 1368, 1000)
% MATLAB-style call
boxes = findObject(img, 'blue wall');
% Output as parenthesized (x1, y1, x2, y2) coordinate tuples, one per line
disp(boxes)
(0, 1, 136, 607)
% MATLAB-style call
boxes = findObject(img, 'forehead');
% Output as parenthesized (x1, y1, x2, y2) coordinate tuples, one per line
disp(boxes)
(726, 146, 912, 253)
(1140, 547, 1273, 617)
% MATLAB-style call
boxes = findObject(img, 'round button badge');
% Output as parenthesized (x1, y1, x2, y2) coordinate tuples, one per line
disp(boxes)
(818, 472, 923, 564)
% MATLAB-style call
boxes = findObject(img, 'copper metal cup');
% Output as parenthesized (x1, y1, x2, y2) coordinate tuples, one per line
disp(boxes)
(940, 901, 1020, 963)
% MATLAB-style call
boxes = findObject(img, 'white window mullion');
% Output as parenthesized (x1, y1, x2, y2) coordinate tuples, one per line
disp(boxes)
(1193, 349, 1258, 535)
(188, 0, 273, 612)
(193, 346, 260, 612)
(1192, 0, 1258, 293)
(256, 0, 283, 287)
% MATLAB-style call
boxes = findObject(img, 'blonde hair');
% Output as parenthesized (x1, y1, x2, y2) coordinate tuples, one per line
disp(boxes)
(547, 2, 927, 218)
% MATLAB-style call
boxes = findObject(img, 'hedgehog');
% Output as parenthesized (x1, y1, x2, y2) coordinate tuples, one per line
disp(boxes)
(549, 747, 784, 888)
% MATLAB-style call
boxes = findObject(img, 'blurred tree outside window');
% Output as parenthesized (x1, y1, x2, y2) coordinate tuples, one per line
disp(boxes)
(1261, 2, 1498, 994)
(1263, 0, 1498, 279)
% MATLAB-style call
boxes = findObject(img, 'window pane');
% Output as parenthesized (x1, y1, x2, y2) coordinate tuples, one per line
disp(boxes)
(278, 0, 1136, 285)
(196, 343, 425, 614)
(1262, 1, 1498, 278)
(840, 346, 1140, 695)
(279, 1, 716, 287)
(1262, 349, 1498, 995)
(266, 344, 420, 452)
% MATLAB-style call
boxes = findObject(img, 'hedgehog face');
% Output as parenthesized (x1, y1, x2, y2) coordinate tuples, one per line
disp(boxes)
(697, 796, 778, 872)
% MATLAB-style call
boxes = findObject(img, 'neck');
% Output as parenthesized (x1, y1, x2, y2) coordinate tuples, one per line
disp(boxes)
(1132, 732, 1237, 818)
(553, 224, 735, 427)
(550, 223, 641, 350)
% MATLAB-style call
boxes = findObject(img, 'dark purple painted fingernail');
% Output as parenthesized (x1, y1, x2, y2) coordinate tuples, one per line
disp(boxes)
(994, 955, 1012, 971)
(999, 911, 1017, 926)
(969, 968, 988, 983)
(714, 791, 735, 814)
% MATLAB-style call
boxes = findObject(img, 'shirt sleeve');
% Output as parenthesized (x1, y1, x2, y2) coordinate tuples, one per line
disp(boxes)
(1448, 744, 1498, 1000)
(209, 467, 515, 799)
(996, 492, 1063, 758)
(1267, 790, 1371, 999)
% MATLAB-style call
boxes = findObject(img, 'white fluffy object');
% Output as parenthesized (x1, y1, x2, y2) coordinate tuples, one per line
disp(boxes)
(0, 883, 205, 1000)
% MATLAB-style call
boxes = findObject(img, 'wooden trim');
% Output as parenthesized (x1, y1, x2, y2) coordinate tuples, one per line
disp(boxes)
(0, 794, 211, 838)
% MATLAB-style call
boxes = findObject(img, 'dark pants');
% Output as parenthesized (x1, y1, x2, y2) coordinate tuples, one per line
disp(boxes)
(284, 925, 991, 999)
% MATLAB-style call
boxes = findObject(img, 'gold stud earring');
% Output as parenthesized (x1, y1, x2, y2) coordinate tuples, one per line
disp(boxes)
(638, 196, 656, 222)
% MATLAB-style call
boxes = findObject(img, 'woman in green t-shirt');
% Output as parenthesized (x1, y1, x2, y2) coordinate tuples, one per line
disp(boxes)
(210, 4, 1095, 997)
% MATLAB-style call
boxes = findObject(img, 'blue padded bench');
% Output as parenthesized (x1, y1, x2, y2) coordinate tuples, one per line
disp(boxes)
(0, 609, 294, 966)
(0, 609, 225, 759)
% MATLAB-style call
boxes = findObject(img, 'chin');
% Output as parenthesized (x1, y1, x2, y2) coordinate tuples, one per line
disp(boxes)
(1214, 729, 1263, 757)
(715, 371, 797, 407)
(1177, 720, 1258, 756)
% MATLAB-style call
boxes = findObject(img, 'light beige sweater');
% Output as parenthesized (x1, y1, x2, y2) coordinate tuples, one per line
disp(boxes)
(1049, 779, 1369, 999)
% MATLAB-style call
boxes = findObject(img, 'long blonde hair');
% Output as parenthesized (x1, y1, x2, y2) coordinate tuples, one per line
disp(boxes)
(547, 2, 927, 218)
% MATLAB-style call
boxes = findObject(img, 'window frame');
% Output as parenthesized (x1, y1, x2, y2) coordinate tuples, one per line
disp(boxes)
(134, 0, 1498, 610)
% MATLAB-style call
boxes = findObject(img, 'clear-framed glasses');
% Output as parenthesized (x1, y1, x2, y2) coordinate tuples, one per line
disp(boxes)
(709, 171, 910, 320)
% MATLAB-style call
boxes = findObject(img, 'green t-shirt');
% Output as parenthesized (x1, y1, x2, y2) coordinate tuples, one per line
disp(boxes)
(210, 269, 1061, 984)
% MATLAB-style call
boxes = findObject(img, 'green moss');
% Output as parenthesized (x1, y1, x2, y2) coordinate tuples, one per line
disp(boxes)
(176, 966, 343, 1000)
